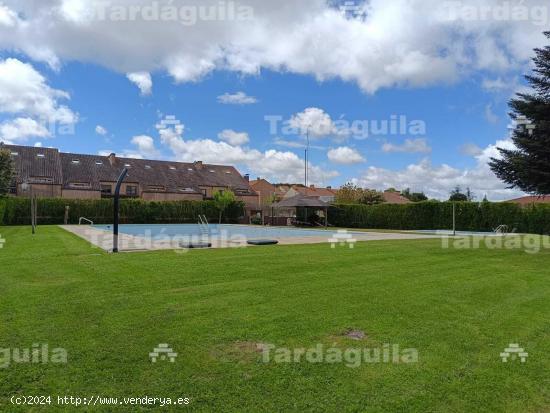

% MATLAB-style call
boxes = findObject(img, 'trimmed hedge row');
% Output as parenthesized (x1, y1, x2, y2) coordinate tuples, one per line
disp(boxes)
(0, 197, 245, 226)
(328, 201, 550, 234)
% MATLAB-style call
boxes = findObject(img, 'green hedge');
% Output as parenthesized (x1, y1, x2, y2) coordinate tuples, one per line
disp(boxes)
(0, 197, 245, 226)
(328, 201, 550, 234)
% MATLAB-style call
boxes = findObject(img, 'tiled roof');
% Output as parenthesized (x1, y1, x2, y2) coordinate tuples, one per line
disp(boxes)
(2, 144, 255, 195)
(382, 191, 411, 204)
(294, 186, 336, 197)
(506, 196, 550, 205)
(2, 144, 63, 185)
(59, 153, 255, 194)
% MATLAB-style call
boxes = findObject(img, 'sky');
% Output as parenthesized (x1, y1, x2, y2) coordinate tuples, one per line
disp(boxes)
(0, 0, 549, 200)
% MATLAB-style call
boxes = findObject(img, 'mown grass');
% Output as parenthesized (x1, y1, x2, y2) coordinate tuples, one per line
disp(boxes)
(0, 226, 549, 412)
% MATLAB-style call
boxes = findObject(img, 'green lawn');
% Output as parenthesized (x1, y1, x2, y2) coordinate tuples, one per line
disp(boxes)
(0, 226, 549, 412)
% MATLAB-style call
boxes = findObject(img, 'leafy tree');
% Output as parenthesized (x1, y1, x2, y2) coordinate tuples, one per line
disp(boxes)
(0, 149, 15, 196)
(335, 183, 384, 205)
(335, 183, 362, 204)
(213, 189, 236, 224)
(401, 188, 428, 202)
(449, 186, 468, 202)
(359, 189, 384, 205)
(449, 186, 475, 202)
(490, 31, 550, 195)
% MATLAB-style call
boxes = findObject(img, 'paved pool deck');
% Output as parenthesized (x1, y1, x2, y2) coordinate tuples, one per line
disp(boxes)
(60, 225, 442, 252)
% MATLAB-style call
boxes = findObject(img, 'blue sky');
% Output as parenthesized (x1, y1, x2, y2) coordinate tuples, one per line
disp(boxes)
(0, 0, 548, 199)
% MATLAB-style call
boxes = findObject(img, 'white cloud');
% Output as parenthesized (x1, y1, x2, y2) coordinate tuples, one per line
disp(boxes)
(382, 138, 432, 154)
(0, 117, 50, 143)
(130, 135, 159, 158)
(218, 129, 249, 145)
(126, 72, 152, 95)
(0, 4, 17, 27)
(2, 1, 547, 94)
(217, 92, 257, 105)
(289, 107, 348, 139)
(0, 58, 77, 124)
(327, 146, 365, 164)
(95, 125, 107, 135)
(352, 138, 523, 201)
(157, 119, 338, 185)
(460, 143, 483, 156)
(484, 104, 499, 124)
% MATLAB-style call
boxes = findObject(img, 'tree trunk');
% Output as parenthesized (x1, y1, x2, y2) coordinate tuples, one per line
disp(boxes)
(219, 210, 222, 224)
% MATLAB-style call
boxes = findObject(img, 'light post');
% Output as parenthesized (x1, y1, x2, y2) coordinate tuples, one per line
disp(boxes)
(304, 125, 311, 195)
(21, 181, 37, 234)
(113, 168, 129, 253)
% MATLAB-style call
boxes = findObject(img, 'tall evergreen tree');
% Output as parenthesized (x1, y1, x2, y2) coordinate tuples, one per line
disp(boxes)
(490, 32, 550, 194)
(0, 149, 15, 196)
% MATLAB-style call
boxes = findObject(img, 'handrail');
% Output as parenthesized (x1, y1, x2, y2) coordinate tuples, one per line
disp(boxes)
(198, 214, 209, 236)
(79, 217, 94, 225)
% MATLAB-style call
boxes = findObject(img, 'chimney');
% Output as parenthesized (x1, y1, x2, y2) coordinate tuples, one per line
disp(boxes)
(194, 161, 203, 170)
(244, 174, 250, 181)
(108, 153, 116, 166)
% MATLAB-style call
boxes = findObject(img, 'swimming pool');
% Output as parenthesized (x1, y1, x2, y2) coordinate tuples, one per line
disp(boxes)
(93, 224, 362, 240)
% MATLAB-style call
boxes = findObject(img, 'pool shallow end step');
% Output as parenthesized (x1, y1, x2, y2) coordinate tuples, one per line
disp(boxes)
(247, 239, 279, 246)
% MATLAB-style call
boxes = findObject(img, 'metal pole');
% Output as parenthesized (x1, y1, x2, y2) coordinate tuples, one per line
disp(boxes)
(113, 168, 129, 253)
(452, 202, 456, 236)
(31, 186, 36, 235)
(304, 126, 310, 196)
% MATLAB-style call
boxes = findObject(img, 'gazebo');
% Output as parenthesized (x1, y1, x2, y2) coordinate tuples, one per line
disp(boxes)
(271, 194, 329, 227)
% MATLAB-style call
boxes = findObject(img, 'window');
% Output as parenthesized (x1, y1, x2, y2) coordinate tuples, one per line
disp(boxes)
(124, 163, 131, 168)
(201, 189, 207, 197)
(9, 182, 16, 194)
(36, 153, 45, 158)
(178, 187, 195, 193)
(145, 165, 152, 169)
(69, 182, 91, 188)
(126, 185, 138, 196)
(10, 152, 18, 156)
(30, 176, 53, 183)
(101, 184, 112, 195)
(95, 161, 103, 165)
(169, 166, 176, 170)
(147, 185, 165, 192)
(71, 159, 80, 164)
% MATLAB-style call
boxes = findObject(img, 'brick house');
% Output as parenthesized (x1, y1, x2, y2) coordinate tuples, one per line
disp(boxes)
(3, 144, 258, 213)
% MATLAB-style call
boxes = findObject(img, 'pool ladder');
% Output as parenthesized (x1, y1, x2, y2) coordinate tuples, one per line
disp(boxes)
(494, 225, 509, 234)
(198, 215, 210, 237)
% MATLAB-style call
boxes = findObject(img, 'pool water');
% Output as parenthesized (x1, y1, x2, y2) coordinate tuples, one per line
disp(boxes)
(93, 224, 361, 240)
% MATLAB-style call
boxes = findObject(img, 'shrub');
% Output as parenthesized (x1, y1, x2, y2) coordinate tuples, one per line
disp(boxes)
(328, 201, 550, 234)
(0, 197, 245, 226)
